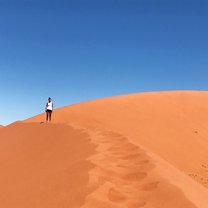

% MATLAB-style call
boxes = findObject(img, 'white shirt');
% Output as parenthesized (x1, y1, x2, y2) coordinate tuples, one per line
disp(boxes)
(46, 101, 53, 110)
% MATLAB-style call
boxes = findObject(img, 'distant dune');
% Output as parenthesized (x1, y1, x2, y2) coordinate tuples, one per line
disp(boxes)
(1, 91, 208, 207)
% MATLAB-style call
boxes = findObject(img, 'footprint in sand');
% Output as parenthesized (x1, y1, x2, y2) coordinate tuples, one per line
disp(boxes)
(120, 153, 141, 160)
(108, 188, 126, 202)
(127, 201, 146, 208)
(134, 160, 150, 166)
(141, 181, 159, 191)
(116, 164, 128, 168)
(134, 160, 149, 165)
(123, 172, 147, 181)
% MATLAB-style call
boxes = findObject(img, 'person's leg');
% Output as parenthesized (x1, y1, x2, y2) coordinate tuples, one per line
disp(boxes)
(46, 111, 49, 122)
(49, 111, 52, 122)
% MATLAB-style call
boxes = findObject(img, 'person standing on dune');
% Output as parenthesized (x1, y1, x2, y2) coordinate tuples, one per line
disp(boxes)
(45, 97, 53, 122)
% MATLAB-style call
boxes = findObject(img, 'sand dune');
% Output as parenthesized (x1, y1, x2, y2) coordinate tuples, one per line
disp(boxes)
(0, 122, 95, 208)
(1, 91, 208, 207)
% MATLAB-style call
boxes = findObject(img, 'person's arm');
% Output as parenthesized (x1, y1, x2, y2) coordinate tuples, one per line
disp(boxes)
(45, 103, 48, 112)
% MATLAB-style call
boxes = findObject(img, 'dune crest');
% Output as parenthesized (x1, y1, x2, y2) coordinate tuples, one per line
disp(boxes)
(24, 91, 208, 207)
(0, 91, 207, 207)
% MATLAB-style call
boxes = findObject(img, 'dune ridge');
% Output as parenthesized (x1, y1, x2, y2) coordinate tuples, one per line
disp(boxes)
(25, 90, 208, 207)
(1, 91, 208, 207)
(27, 91, 208, 182)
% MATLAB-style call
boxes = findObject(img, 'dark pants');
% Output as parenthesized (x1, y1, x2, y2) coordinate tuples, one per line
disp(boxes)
(46, 110, 52, 122)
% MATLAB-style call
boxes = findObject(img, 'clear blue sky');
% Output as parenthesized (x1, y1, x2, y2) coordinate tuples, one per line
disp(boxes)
(0, 0, 208, 125)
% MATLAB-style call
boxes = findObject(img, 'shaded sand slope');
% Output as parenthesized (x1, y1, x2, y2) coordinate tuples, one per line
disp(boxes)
(26, 91, 208, 207)
(0, 122, 95, 208)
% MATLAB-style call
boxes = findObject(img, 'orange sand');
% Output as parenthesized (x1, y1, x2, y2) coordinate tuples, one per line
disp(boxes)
(1, 91, 208, 207)
(0, 123, 95, 208)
